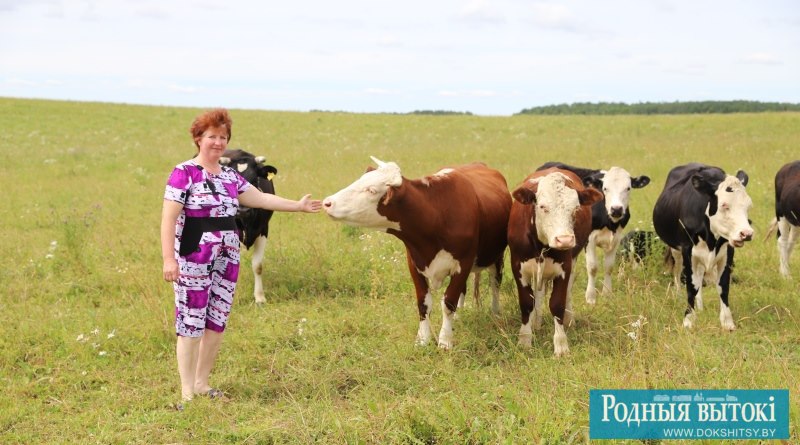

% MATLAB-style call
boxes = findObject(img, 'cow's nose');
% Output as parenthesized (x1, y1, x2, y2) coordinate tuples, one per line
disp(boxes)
(554, 234, 575, 249)
(323, 199, 333, 208)
(610, 206, 624, 217)
(741, 229, 753, 242)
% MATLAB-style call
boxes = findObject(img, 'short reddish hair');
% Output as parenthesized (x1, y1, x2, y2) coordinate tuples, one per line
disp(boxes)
(190, 108, 232, 149)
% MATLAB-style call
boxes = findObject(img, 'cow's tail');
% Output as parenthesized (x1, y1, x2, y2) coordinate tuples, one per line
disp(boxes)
(763, 217, 779, 241)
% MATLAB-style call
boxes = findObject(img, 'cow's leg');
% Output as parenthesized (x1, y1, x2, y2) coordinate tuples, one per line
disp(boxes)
(602, 232, 623, 294)
(550, 274, 570, 357)
(251, 235, 267, 304)
(670, 248, 682, 293)
(514, 261, 535, 347)
(533, 284, 546, 330)
(490, 257, 503, 315)
(407, 258, 434, 346)
(778, 218, 798, 278)
(717, 247, 736, 331)
(682, 246, 700, 329)
(690, 245, 708, 311)
(584, 237, 599, 305)
(438, 268, 470, 350)
(563, 259, 577, 328)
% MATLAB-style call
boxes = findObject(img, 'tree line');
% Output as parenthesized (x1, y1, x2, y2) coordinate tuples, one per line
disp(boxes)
(516, 101, 800, 115)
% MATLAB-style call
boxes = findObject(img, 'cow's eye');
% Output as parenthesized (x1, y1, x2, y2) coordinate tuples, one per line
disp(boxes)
(538, 204, 549, 213)
(366, 186, 378, 195)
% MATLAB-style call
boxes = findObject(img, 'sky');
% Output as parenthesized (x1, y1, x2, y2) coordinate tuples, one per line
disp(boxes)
(2, 0, 799, 116)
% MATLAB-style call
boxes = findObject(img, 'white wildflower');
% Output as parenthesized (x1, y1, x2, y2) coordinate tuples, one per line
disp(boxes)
(91, 328, 100, 335)
(630, 315, 647, 329)
(76, 334, 85, 342)
(98, 351, 107, 356)
(627, 331, 638, 341)
(107, 329, 116, 339)
(81, 371, 88, 376)
(45, 254, 54, 259)
(92, 343, 99, 349)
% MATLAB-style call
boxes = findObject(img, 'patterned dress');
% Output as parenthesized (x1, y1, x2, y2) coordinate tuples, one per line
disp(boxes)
(164, 160, 251, 337)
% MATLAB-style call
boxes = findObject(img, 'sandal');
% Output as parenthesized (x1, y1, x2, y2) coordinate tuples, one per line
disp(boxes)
(204, 388, 226, 399)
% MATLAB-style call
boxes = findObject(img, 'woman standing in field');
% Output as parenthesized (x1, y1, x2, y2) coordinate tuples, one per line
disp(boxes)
(160, 108, 321, 409)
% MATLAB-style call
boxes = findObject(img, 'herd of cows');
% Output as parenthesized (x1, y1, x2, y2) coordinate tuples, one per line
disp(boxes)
(224, 149, 800, 357)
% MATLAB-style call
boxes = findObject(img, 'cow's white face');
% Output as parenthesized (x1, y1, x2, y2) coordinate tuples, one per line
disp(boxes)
(532, 173, 582, 250)
(323, 156, 402, 230)
(598, 167, 650, 222)
(708, 175, 754, 247)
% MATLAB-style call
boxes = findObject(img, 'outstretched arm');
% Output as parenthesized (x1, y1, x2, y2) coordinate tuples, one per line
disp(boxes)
(238, 187, 322, 213)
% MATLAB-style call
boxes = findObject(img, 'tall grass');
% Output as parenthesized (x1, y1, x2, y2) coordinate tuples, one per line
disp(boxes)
(0, 98, 798, 444)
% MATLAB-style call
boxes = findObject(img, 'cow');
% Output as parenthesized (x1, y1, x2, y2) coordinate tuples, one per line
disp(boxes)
(219, 148, 278, 304)
(652, 163, 753, 331)
(538, 162, 650, 305)
(765, 160, 800, 278)
(507, 168, 603, 357)
(322, 157, 512, 349)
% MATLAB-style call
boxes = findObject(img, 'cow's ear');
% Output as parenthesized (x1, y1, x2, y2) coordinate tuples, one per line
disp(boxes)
(512, 186, 537, 205)
(259, 165, 278, 178)
(381, 187, 395, 206)
(631, 175, 650, 189)
(735, 170, 749, 187)
(365, 166, 377, 173)
(579, 187, 604, 206)
(691, 173, 718, 196)
(584, 172, 604, 189)
(219, 157, 231, 166)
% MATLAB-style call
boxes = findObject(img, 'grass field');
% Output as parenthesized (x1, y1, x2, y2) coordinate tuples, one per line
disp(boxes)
(0, 97, 798, 444)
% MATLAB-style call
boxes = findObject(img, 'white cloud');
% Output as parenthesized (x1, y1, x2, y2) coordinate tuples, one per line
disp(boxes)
(458, 0, 505, 24)
(364, 88, 400, 95)
(740, 53, 782, 65)
(530, 2, 576, 30)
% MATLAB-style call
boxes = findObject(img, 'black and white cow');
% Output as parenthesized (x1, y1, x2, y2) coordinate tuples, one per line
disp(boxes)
(766, 160, 800, 278)
(220, 148, 277, 304)
(538, 162, 650, 304)
(652, 163, 753, 330)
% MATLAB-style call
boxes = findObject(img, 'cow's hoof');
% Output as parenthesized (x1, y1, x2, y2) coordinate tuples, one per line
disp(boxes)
(254, 294, 266, 305)
(585, 289, 597, 305)
(437, 339, 453, 350)
(720, 306, 736, 331)
(517, 335, 532, 348)
(722, 322, 736, 332)
(553, 340, 570, 357)
(682, 315, 694, 329)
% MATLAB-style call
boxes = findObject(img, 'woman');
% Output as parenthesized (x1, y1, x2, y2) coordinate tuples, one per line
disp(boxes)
(160, 108, 321, 408)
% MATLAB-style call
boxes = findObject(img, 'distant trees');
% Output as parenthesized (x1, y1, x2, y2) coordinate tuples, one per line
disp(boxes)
(516, 101, 800, 115)
(408, 110, 474, 116)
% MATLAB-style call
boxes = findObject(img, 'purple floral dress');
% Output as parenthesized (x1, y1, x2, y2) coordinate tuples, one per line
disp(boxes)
(164, 160, 251, 337)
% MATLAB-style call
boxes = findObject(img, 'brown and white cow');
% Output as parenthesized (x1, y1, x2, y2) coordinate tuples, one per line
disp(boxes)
(537, 162, 651, 305)
(323, 157, 512, 349)
(766, 160, 800, 278)
(507, 168, 603, 356)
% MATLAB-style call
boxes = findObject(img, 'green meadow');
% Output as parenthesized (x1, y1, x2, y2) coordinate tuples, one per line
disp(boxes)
(0, 97, 798, 444)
